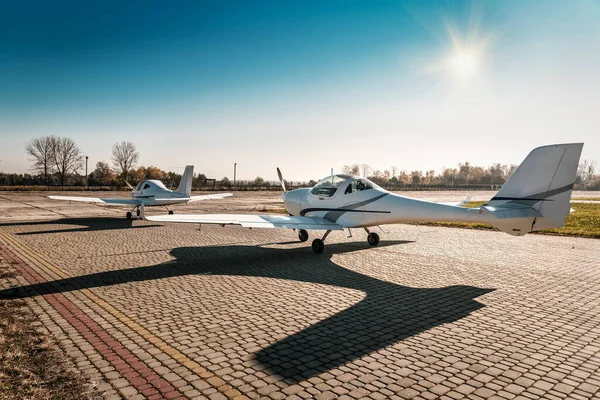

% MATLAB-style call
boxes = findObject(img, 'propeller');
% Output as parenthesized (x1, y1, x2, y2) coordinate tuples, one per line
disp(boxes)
(277, 167, 287, 193)
(124, 180, 134, 190)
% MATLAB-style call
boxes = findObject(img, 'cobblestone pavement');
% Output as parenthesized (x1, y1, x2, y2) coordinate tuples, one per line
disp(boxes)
(0, 193, 599, 399)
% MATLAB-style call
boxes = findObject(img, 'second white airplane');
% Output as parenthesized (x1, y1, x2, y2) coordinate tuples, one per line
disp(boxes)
(49, 165, 233, 219)
(146, 143, 583, 253)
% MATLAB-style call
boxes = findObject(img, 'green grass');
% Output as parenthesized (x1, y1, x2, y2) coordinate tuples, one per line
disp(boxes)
(415, 201, 600, 239)
(572, 197, 600, 201)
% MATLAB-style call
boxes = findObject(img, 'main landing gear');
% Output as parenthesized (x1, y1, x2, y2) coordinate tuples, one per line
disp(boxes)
(298, 229, 309, 242)
(125, 205, 173, 219)
(125, 204, 148, 219)
(309, 228, 381, 254)
(126, 207, 142, 219)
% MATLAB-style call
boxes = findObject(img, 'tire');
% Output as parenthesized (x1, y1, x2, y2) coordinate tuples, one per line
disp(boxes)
(136, 209, 140, 217)
(311, 238, 325, 254)
(126, 212, 132, 219)
(298, 229, 309, 242)
(168, 210, 174, 215)
(367, 232, 380, 246)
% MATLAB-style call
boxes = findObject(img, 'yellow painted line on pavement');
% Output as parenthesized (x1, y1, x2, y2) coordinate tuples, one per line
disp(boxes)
(0, 229, 249, 400)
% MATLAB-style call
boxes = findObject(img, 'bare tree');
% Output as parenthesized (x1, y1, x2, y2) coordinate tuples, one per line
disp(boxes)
(111, 141, 139, 181)
(25, 136, 56, 184)
(341, 164, 360, 176)
(360, 164, 372, 178)
(51, 137, 83, 186)
(578, 159, 597, 183)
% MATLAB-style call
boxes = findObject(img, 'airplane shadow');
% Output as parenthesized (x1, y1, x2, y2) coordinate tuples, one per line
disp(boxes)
(0, 242, 494, 383)
(0, 218, 162, 235)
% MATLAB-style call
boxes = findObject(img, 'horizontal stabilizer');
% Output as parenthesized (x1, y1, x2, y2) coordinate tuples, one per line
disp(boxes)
(439, 194, 472, 207)
(188, 193, 234, 202)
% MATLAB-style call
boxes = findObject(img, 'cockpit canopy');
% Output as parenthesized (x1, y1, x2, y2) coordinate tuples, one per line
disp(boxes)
(134, 180, 168, 191)
(310, 174, 380, 198)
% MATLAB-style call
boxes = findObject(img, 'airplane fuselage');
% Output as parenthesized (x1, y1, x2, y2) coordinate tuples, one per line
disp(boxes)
(282, 176, 534, 234)
(131, 180, 191, 207)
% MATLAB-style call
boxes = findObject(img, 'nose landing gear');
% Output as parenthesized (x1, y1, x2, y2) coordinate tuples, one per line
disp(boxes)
(311, 230, 331, 254)
(365, 228, 380, 246)
(312, 239, 325, 253)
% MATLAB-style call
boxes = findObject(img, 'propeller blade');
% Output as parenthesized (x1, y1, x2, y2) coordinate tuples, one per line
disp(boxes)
(124, 180, 134, 190)
(276, 167, 287, 192)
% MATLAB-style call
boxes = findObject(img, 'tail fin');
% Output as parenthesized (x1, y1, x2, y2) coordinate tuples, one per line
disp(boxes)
(485, 143, 583, 234)
(176, 165, 194, 195)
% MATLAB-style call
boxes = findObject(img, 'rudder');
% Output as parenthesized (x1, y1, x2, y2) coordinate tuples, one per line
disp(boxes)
(176, 165, 194, 195)
(486, 143, 583, 232)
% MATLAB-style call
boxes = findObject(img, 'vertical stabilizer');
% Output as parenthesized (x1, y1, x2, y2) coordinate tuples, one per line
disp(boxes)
(176, 165, 194, 195)
(486, 143, 583, 232)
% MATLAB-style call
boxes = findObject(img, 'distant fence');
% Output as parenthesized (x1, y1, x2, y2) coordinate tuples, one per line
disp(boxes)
(0, 185, 118, 192)
(380, 183, 503, 191)
(0, 183, 503, 192)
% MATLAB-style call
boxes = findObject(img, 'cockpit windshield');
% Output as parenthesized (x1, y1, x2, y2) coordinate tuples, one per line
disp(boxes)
(310, 175, 348, 198)
(344, 179, 374, 194)
(135, 182, 144, 191)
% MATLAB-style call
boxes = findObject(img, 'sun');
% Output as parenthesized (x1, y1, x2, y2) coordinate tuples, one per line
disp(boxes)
(435, 17, 491, 86)
(448, 47, 480, 79)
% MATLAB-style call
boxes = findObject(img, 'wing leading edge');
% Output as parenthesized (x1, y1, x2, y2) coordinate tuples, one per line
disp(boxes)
(48, 195, 142, 205)
(145, 213, 343, 230)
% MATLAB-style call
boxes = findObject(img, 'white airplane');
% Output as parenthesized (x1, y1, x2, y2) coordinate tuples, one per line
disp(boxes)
(146, 143, 583, 253)
(49, 165, 233, 219)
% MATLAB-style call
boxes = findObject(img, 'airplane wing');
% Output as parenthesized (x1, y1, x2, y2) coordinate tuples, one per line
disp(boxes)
(145, 213, 343, 230)
(187, 193, 234, 202)
(48, 195, 141, 205)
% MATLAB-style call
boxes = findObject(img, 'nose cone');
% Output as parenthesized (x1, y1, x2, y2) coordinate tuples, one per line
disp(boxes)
(283, 188, 308, 216)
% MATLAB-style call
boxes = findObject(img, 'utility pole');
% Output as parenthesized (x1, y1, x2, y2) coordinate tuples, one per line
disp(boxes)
(233, 163, 237, 190)
(85, 156, 89, 188)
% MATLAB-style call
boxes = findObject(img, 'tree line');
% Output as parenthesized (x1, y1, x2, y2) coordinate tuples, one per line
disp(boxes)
(1, 135, 598, 190)
(340, 160, 600, 190)
(13, 136, 199, 188)
(4, 136, 275, 189)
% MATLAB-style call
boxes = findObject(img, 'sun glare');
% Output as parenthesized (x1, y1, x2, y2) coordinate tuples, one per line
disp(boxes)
(447, 46, 481, 79)
(425, 12, 492, 87)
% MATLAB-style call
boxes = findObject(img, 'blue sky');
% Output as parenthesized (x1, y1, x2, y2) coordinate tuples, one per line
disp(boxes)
(1, 1, 598, 180)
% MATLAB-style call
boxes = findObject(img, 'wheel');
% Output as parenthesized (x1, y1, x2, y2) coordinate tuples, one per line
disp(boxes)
(311, 238, 325, 254)
(126, 211, 132, 219)
(298, 229, 309, 242)
(136, 208, 140, 217)
(367, 232, 380, 246)
(168, 210, 174, 215)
